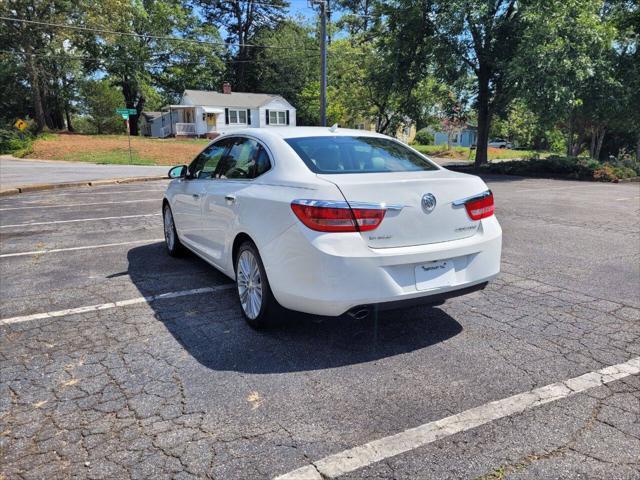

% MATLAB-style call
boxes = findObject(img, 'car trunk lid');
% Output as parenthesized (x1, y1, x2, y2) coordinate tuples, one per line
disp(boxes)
(318, 170, 489, 248)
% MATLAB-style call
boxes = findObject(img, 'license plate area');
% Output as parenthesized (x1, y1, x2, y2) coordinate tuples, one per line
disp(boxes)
(415, 259, 455, 291)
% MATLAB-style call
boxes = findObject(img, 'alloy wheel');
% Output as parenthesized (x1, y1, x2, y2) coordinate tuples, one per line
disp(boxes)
(164, 207, 175, 251)
(237, 250, 263, 319)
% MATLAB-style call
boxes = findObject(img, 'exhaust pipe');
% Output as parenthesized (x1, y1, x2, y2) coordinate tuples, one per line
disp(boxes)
(347, 307, 370, 320)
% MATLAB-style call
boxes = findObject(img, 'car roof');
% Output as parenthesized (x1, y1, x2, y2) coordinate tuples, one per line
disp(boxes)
(223, 126, 388, 140)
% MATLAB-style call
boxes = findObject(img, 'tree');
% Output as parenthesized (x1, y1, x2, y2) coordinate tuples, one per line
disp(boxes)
(381, 0, 524, 165)
(196, 0, 289, 91)
(490, 100, 540, 149)
(334, 0, 381, 38)
(510, 0, 617, 157)
(250, 21, 319, 124)
(78, 78, 123, 134)
(0, 0, 83, 132)
(81, 0, 225, 135)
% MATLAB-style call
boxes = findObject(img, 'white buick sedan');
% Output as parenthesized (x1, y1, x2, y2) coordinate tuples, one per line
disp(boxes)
(163, 127, 501, 328)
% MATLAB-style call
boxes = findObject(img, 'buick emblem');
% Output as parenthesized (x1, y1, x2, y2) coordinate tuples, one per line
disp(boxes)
(421, 193, 437, 213)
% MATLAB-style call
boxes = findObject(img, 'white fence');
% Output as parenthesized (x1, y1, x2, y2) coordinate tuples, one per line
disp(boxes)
(175, 123, 196, 136)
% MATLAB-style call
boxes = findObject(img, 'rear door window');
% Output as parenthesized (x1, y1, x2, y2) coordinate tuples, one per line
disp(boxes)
(285, 136, 438, 174)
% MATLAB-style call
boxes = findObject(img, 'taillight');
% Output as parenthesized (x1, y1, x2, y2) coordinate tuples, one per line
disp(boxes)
(464, 192, 494, 220)
(291, 200, 386, 232)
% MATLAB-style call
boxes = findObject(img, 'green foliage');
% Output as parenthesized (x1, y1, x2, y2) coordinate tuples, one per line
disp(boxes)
(297, 82, 347, 127)
(62, 150, 156, 165)
(196, 0, 287, 90)
(251, 21, 319, 125)
(414, 128, 434, 145)
(78, 79, 124, 134)
(0, 127, 34, 156)
(481, 155, 639, 181)
(544, 128, 567, 154)
(490, 101, 538, 148)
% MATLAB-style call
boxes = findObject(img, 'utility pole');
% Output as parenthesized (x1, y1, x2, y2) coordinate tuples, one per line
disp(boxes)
(311, 0, 328, 126)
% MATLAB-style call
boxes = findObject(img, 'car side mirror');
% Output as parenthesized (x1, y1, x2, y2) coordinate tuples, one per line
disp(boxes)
(168, 165, 187, 179)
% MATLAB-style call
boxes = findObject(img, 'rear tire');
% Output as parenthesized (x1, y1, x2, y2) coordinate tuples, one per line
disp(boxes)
(163, 204, 184, 257)
(235, 241, 279, 329)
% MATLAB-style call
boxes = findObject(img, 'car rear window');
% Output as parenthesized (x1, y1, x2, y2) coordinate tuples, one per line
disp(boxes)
(285, 136, 438, 174)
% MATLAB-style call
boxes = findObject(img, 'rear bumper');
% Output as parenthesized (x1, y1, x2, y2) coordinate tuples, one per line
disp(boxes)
(261, 216, 502, 317)
(347, 281, 489, 315)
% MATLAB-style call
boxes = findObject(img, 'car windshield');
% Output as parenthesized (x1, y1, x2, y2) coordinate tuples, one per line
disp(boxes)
(285, 136, 438, 174)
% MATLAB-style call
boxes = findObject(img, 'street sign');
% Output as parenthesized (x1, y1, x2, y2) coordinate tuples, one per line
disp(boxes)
(115, 110, 135, 164)
(116, 108, 137, 115)
(14, 119, 27, 131)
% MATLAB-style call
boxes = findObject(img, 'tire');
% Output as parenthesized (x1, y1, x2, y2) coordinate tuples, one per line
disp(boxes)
(235, 241, 279, 329)
(163, 203, 184, 257)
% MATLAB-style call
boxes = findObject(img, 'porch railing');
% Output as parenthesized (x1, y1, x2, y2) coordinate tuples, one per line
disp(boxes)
(175, 123, 196, 136)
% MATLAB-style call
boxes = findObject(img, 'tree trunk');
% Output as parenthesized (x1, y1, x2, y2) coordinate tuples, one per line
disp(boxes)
(128, 96, 145, 137)
(594, 127, 605, 161)
(475, 70, 490, 167)
(566, 113, 574, 156)
(65, 103, 74, 132)
(26, 55, 46, 132)
(121, 75, 143, 136)
(571, 132, 584, 157)
(589, 127, 596, 159)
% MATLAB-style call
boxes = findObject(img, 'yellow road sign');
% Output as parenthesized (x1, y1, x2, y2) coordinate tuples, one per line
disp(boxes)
(14, 119, 28, 131)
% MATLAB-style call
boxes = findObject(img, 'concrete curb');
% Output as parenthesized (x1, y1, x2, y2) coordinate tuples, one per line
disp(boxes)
(0, 175, 167, 197)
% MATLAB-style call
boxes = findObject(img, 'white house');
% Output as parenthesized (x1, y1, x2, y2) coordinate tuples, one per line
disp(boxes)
(141, 83, 297, 138)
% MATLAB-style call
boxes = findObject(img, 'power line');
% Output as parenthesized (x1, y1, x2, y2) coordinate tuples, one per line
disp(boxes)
(0, 49, 318, 66)
(0, 16, 319, 52)
(222, 0, 305, 8)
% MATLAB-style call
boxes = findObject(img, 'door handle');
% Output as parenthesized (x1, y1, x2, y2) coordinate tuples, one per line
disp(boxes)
(192, 193, 201, 199)
(225, 194, 236, 204)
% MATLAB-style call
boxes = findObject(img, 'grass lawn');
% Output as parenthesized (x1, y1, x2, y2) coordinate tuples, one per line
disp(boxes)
(22, 134, 556, 167)
(413, 144, 552, 162)
(25, 133, 210, 165)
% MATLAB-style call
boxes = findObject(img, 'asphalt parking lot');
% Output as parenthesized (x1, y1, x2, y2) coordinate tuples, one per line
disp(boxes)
(1, 176, 639, 479)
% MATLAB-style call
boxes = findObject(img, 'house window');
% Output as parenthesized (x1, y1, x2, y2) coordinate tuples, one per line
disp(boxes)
(356, 123, 365, 130)
(269, 110, 287, 125)
(228, 109, 247, 125)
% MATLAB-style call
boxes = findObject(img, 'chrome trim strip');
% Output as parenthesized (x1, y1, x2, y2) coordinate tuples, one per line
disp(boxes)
(291, 199, 404, 211)
(451, 190, 492, 207)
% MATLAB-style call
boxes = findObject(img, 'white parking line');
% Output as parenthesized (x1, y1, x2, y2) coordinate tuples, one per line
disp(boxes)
(274, 356, 640, 480)
(0, 284, 235, 325)
(0, 199, 159, 211)
(0, 187, 166, 201)
(0, 238, 164, 258)
(0, 213, 161, 228)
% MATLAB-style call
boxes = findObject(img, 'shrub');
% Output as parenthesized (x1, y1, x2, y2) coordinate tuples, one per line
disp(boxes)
(0, 127, 34, 156)
(607, 149, 640, 175)
(479, 155, 638, 182)
(414, 128, 434, 145)
(592, 164, 618, 182)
